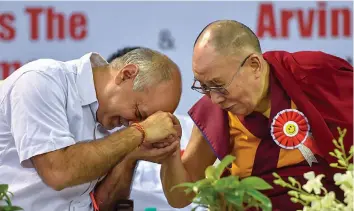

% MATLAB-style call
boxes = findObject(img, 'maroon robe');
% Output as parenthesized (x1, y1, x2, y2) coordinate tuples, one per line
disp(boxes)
(188, 51, 353, 210)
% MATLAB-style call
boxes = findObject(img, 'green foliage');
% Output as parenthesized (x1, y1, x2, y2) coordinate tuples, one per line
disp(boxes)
(172, 155, 273, 211)
(0, 184, 23, 211)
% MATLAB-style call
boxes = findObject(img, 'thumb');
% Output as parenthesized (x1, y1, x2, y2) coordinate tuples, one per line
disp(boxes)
(174, 125, 182, 138)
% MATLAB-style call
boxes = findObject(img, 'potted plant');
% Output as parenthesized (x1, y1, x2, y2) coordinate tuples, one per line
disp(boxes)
(172, 155, 273, 211)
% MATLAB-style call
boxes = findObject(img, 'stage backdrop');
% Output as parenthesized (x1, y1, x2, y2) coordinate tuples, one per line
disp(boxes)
(0, 1, 352, 210)
(0, 1, 352, 115)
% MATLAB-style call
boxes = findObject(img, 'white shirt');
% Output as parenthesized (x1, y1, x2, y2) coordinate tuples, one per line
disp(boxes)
(0, 52, 109, 211)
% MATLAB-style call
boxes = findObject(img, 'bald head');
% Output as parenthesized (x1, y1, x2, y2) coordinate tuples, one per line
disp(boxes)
(194, 20, 262, 56)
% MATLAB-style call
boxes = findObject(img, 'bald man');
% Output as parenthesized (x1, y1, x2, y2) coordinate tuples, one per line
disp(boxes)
(160, 20, 353, 210)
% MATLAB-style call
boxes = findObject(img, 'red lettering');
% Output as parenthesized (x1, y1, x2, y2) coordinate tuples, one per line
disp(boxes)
(257, 3, 276, 38)
(70, 13, 87, 40)
(331, 8, 351, 37)
(25, 7, 44, 40)
(0, 61, 21, 79)
(281, 10, 293, 37)
(318, 2, 327, 37)
(25, 7, 88, 41)
(297, 9, 315, 37)
(47, 7, 65, 40)
(0, 13, 16, 41)
(257, 2, 352, 39)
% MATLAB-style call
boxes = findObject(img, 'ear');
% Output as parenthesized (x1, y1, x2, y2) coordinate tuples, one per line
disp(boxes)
(249, 55, 262, 78)
(114, 64, 139, 85)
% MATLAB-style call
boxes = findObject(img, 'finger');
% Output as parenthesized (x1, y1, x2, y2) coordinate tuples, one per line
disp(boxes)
(168, 127, 178, 137)
(174, 125, 182, 138)
(152, 142, 163, 148)
(153, 138, 176, 148)
(168, 113, 181, 127)
(152, 141, 179, 156)
(160, 142, 180, 158)
(164, 135, 179, 144)
(152, 142, 170, 148)
(167, 114, 181, 137)
(142, 142, 179, 163)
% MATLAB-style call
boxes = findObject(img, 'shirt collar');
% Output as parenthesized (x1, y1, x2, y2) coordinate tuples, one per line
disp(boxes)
(75, 52, 108, 106)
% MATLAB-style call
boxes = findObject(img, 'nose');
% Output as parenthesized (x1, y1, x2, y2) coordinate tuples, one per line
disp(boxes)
(210, 91, 225, 105)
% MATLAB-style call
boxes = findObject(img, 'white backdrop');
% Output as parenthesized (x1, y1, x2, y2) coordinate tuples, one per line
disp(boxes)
(0, 1, 352, 115)
(0, 1, 352, 211)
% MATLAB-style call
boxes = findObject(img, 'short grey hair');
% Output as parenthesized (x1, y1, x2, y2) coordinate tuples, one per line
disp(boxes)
(110, 48, 178, 91)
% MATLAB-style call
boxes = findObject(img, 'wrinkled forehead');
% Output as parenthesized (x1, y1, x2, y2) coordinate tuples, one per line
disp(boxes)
(193, 55, 213, 81)
(192, 55, 232, 84)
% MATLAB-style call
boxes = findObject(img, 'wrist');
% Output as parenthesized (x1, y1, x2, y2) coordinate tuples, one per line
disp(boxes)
(130, 123, 146, 146)
(123, 155, 138, 167)
(161, 150, 180, 165)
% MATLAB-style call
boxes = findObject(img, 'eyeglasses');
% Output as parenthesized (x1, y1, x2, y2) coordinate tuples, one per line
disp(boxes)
(191, 54, 252, 95)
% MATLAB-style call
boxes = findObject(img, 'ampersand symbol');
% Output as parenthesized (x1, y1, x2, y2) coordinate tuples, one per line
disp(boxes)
(158, 29, 175, 50)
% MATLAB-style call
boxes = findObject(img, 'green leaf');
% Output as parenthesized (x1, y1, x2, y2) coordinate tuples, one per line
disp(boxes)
(184, 188, 193, 195)
(213, 175, 240, 192)
(193, 187, 219, 208)
(214, 155, 235, 179)
(205, 166, 217, 179)
(224, 190, 245, 207)
(2, 206, 23, 211)
(194, 178, 213, 188)
(170, 182, 195, 192)
(244, 196, 261, 211)
(0, 185, 8, 194)
(240, 176, 273, 190)
(348, 164, 353, 171)
(246, 189, 272, 211)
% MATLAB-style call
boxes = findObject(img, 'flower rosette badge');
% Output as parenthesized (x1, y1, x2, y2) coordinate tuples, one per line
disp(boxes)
(271, 109, 318, 166)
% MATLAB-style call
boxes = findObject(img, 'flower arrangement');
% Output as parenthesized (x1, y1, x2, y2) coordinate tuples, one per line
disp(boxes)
(273, 128, 353, 211)
(0, 184, 23, 211)
(172, 155, 273, 211)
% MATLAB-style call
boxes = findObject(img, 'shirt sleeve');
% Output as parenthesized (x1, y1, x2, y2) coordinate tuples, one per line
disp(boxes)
(10, 70, 76, 167)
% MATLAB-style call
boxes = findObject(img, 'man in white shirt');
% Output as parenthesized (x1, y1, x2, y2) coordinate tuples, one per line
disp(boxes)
(0, 48, 182, 211)
(97, 47, 195, 211)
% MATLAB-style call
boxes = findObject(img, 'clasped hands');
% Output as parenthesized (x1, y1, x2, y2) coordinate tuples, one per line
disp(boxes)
(126, 111, 182, 164)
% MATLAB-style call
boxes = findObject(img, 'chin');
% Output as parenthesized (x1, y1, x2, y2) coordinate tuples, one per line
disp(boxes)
(230, 107, 251, 116)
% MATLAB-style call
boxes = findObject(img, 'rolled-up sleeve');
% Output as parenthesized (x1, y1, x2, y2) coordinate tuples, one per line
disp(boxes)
(10, 70, 76, 166)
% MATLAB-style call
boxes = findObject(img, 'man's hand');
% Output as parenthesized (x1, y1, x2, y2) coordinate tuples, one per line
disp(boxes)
(126, 137, 180, 164)
(140, 111, 182, 144)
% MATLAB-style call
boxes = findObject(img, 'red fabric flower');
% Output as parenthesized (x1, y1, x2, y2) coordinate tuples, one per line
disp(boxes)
(271, 109, 310, 149)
